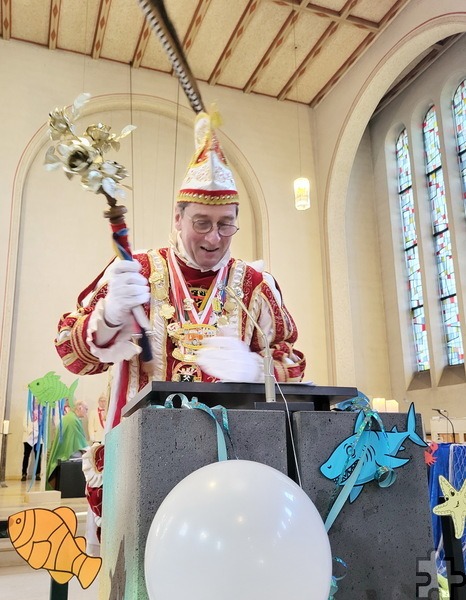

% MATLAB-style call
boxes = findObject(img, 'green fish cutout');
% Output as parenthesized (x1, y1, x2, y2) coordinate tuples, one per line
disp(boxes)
(28, 372, 78, 409)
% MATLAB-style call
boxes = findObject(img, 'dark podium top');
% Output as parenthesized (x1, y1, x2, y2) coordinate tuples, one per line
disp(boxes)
(122, 381, 359, 418)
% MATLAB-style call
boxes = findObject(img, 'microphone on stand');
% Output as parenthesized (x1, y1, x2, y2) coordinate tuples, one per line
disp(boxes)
(432, 408, 456, 443)
(224, 285, 276, 403)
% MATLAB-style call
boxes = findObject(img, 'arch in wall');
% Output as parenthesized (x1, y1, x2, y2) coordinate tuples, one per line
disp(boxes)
(0, 93, 267, 430)
(325, 13, 466, 386)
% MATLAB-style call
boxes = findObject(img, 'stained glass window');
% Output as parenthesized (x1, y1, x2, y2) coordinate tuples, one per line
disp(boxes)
(396, 129, 430, 371)
(452, 79, 466, 213)
(423, 106, 464, 365)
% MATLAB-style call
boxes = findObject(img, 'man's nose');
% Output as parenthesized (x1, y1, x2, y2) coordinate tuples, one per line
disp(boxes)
(204, 227, 221, 242)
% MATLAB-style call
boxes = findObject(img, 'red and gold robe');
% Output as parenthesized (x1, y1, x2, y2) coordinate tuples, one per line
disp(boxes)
(55, 247, 305, 534)
(56, 247, 305, 427)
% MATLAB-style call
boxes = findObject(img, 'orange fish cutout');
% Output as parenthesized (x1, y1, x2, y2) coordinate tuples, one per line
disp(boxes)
(8, 506, 101, 589)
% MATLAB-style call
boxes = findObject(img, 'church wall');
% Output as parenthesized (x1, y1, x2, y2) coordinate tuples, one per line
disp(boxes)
(346, 130, 391, 400)
(370, 34, 466, 431)
(313, 0, 466, 393)
(0, 39, 325, 477)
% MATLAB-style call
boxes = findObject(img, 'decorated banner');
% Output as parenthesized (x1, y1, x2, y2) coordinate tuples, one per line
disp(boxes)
(27, 372, 78, 488)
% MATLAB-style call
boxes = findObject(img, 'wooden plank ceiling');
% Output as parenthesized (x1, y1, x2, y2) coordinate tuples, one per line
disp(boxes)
(0, 0, 451, 108)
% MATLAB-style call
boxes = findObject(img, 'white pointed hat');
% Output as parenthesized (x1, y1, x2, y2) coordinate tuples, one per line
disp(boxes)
(178, 111, 239, 205)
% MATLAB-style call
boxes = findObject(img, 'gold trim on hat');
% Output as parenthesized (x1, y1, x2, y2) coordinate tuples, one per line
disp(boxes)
(177, 191, 239, 205)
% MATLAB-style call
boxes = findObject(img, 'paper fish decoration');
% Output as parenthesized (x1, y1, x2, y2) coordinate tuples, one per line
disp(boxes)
(320, 403, 427, 502)
(8, 506, 101, 588)
(28, 372, 78, 408)
(433, 476, 466, 539)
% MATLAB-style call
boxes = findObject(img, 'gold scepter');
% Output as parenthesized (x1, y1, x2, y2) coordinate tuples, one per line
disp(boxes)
(45, 93, 155, 375)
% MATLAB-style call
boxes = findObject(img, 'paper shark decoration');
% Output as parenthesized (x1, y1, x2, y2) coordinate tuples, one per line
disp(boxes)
(320, 403, 427, 502)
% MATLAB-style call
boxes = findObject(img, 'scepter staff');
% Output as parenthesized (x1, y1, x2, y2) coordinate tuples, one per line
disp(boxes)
(136, 0, 205, 114)
(45, 94, 155, 374)
(102, 190, 154, 371)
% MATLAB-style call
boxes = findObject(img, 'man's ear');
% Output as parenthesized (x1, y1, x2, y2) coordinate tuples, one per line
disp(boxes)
(174, 209, 182, 231)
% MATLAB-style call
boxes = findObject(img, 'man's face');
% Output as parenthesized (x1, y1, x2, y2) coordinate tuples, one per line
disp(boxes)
(75, 403, 88, 418)
(98, 396, 107, 409)
(175, 203, 238, 270)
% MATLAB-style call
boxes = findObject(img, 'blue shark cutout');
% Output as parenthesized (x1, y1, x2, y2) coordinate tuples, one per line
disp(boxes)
(320, 402, 427, 502)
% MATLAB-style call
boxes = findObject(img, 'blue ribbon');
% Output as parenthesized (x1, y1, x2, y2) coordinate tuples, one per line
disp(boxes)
(330, 393, 394, 504)
(156, 394, 232, 462)
(112, 228, 132, 261)
(324, 392, 396, 598)
(26, 391, 66, 490)
(328, 557, 348, 600)
(324, 430, 370, 532)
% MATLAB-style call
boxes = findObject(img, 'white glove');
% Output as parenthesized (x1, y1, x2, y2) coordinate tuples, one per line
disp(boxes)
(196, 335, 264, 383)
(104, 260, 150, 326)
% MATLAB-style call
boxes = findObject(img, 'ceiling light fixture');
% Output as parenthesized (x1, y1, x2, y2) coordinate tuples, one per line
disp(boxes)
(292, 18, 310, 211)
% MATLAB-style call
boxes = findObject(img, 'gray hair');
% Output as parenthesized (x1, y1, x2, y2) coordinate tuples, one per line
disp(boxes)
(176, 202, 239, 217)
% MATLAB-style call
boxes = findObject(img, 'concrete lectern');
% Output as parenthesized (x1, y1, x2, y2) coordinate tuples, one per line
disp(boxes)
(99, 382, 435, 600)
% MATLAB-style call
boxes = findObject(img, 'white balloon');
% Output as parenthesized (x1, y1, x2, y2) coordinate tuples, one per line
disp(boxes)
(145, 460, 332, 600)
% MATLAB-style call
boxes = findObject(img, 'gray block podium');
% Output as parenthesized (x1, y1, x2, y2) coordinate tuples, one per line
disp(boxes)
(100, 406, 288, 600)
(293, 410, 436, 599)
(100, 388, 435, 600)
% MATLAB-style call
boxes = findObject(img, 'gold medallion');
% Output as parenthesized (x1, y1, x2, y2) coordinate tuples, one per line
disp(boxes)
(183, 298, 195, 311)
(168, 323, 216, 363)
(212, 297, 222, 313)
(149, 271, 164, 284)
(159, 303, 176, 319)
(224, 299, 236, 313)
(172, 362, 202, 382)
(154, 285, 168, 300)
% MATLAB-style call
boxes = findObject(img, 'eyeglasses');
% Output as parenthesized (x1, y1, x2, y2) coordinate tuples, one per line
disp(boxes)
(188, 217, 239, 237)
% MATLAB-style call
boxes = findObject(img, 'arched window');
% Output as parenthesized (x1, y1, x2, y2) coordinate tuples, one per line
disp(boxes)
(422, 106, 464, 366)
(452, 79, 466, 214)
(396, 129, 429, 371)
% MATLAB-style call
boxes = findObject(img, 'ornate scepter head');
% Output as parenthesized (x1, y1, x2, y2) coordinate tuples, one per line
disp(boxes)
(45, 94, 156, 375)
(44, 93, 136, 223)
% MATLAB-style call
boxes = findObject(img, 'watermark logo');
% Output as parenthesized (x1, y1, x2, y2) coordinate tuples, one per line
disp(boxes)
(416, 549, 465, 598)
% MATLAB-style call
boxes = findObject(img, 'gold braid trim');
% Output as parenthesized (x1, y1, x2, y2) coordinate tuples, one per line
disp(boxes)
(177, 191, 239, 205)
(274, 360, 287, 383)
(147, 249, 171, 381)
(71, 314, 102, 365)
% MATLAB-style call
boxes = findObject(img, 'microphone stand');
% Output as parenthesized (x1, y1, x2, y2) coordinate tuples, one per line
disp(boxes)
(225, 286, 276, 402)
(433, 409, 457, 443)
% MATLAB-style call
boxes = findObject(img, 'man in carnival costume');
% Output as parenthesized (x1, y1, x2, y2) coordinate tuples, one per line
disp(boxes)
(55, 111, 306, 550)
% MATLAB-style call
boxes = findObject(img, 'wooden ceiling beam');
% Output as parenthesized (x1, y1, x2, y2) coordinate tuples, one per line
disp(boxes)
(208, 0, 259, 86)
(92, 0, 112, 60)
(266, 0, 380, 32)
(309, 32, 375, 107)
(132, 19, 152, 68)
(378, 0, 411, 28)
(243, 9, 298, 94)
(278, 20, 339, 101)
(48, 0, 61, 50)
(281, 0, 412, 105)
(308, 0, 412, 106)
(183, 0, 212, 55)
(1, 0, 12, 40)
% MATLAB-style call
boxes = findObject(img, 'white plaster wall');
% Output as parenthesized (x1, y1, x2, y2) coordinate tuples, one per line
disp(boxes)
(347, 130, 391, 399)
(370, 34, 466, 430)
(0, 40, 325, 477)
